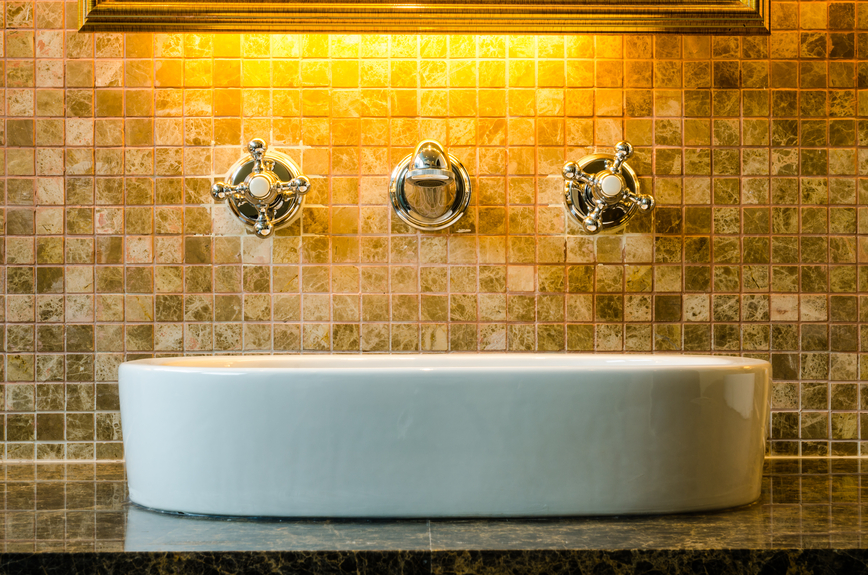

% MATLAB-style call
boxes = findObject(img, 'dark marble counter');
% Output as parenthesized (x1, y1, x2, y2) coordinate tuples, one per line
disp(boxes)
(2, 459, 868, 574)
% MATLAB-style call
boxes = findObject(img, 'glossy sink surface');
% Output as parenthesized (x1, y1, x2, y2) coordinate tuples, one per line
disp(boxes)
(119, 354, 770, 518)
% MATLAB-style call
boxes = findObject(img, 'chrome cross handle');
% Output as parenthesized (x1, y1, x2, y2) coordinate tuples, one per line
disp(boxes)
(212, 139, 311, 238)
(562, 141, 654, 234)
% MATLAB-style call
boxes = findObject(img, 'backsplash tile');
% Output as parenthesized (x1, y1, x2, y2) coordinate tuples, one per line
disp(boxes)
(1, 0, 866, 459)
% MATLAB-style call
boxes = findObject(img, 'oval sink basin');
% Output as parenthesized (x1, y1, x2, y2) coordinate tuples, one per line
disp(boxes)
(119, 354, 770, 518)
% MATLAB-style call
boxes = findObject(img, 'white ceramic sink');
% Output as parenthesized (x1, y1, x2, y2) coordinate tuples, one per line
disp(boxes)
(119, 354, 770, 518)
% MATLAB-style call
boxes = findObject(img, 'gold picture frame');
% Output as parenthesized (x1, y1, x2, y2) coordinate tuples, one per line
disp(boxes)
(79, 0, 770, 35)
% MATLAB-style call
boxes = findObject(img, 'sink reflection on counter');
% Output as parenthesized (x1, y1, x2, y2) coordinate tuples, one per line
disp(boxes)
(120, 459, 868, 552)
(2, 459, 868, 555)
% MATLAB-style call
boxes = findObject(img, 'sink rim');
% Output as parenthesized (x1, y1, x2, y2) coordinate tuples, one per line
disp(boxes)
(123, 353, 770, 372)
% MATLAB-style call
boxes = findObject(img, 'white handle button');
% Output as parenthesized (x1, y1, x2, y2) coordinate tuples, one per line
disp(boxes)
(248, 175, 271, 198)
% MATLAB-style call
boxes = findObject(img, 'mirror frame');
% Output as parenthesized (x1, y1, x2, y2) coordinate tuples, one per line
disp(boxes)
(79, 0, 770, 35)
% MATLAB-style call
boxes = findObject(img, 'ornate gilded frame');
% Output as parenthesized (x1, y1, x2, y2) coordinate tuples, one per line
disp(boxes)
(79, 0, 770, 34)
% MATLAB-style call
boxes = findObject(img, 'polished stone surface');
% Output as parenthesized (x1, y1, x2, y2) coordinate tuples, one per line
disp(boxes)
(2, 459, 868, 573)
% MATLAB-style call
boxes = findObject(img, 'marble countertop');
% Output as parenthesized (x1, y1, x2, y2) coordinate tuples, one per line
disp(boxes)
(1, 459, 867, 574)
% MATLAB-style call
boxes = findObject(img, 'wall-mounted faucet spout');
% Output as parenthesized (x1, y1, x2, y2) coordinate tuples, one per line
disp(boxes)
(407, 140, 455, 187)
(389, 139, 471, 231)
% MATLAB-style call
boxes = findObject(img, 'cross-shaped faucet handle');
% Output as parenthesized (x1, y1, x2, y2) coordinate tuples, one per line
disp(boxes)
(562, 140, 654, 234)
(211, 139, 311, 238)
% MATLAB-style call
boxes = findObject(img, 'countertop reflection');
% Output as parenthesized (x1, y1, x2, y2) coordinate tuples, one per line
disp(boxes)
(1, 458, 867, 554)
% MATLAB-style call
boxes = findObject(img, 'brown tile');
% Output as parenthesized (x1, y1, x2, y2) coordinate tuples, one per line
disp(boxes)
(2, 24, 864, 458)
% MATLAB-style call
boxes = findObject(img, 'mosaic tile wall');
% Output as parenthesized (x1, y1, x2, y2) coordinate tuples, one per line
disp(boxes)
(1, 0, 866, 460)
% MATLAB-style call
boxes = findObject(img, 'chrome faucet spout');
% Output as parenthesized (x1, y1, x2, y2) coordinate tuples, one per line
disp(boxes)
(389, 139, 472, 231)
